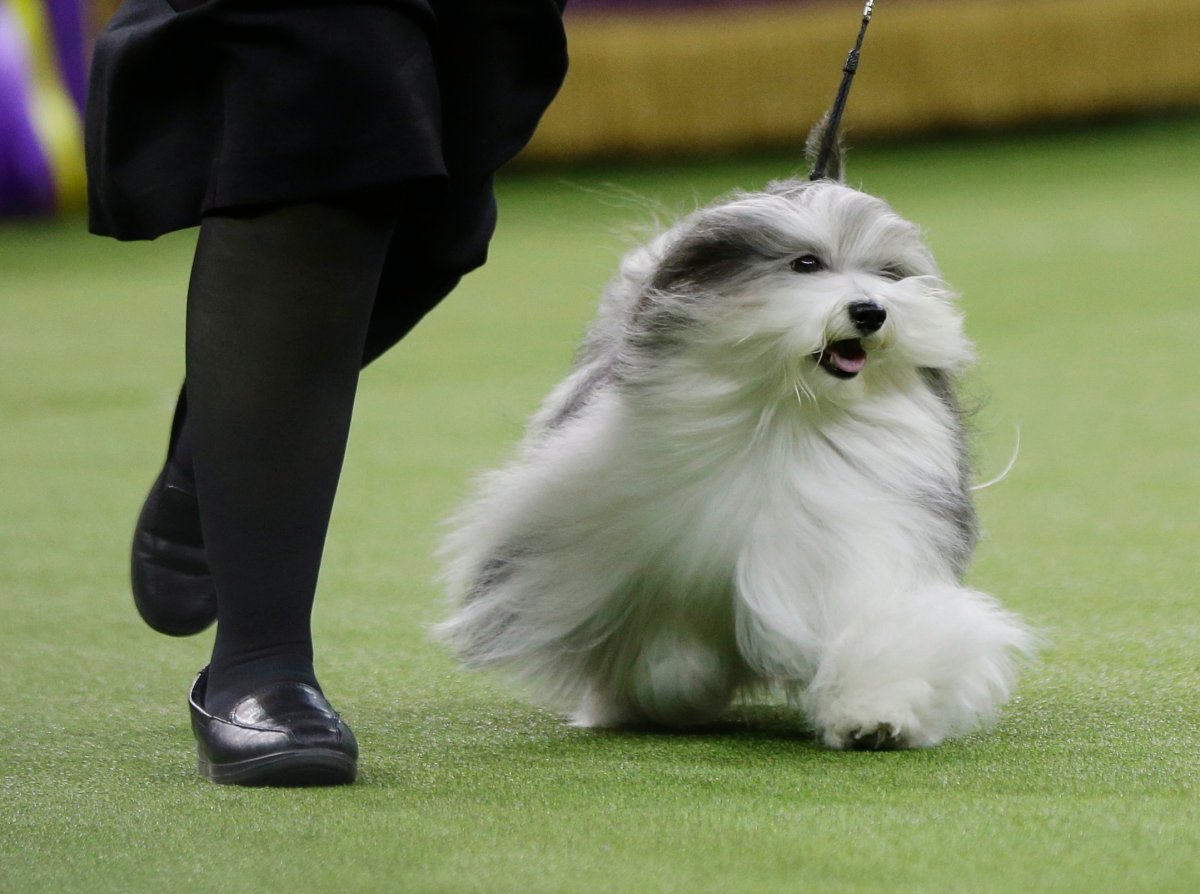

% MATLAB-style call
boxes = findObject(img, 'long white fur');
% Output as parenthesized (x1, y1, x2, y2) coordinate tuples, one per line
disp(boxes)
(437, 177, 1032, 749)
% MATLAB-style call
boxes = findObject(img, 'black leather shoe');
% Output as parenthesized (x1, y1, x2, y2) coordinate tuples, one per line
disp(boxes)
(188, 668, 358, 786)
(131, 463, 216, 636)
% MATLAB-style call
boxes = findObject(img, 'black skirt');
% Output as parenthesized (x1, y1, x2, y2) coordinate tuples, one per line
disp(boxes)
(86, 0, 569, 240)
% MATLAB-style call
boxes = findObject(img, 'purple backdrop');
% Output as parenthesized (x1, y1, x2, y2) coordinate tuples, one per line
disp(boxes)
(0, 0, 85, 215)
(48, 0, 87, 116)
(0, 3, 55, 214)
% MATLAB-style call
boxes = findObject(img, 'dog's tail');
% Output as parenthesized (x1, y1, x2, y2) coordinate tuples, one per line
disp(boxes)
(805, 113, 847, 183)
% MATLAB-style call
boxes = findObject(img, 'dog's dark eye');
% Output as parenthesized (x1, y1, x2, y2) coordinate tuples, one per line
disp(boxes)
(879, 265, 905, 281)
(790, 254, 824, 274)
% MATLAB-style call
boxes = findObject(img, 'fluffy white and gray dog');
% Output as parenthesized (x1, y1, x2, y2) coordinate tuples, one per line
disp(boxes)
(438, 139, 1031, 750)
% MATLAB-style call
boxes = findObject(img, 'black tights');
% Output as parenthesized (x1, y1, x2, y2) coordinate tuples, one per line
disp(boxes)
(176, 197, 460, 714)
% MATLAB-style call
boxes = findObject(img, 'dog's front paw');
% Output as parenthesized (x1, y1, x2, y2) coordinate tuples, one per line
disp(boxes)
(811, 684, 938, 750)
(801, 585, 1033, 749)
(847, 722, 901, 751)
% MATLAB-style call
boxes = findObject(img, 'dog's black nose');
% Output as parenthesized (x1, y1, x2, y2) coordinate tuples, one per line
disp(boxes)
(848, 301, 887, 334)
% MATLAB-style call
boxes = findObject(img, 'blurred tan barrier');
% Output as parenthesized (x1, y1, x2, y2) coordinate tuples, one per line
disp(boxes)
(524, 0, 1200, 162)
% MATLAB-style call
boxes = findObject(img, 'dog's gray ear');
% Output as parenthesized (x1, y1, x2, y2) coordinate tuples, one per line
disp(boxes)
(805, 112, 846, 182)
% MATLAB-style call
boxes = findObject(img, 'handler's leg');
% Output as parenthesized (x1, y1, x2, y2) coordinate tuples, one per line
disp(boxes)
(133, 184, 495, 643)
(185, 198, 396, 716)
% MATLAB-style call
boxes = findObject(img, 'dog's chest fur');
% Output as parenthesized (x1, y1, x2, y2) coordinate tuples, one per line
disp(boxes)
(563, 363, 971, 610)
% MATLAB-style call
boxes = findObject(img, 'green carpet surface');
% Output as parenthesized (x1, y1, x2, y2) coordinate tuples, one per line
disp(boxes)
(1, 119, 1198, 893)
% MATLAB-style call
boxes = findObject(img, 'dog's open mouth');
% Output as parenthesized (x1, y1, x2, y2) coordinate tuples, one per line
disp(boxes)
(816, 339, 867, 379)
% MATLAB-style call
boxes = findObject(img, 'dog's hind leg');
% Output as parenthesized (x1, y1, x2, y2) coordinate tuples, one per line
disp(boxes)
(571, 624, 743, 729)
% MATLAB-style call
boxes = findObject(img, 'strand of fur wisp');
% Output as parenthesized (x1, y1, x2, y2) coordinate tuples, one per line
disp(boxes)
(810, 0, 876, 181)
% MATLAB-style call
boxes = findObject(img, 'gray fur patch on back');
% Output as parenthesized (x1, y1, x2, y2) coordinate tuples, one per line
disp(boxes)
(920, 367, 979, 575)
(545, 360, 616, 431)
(469, 551, 519, 604)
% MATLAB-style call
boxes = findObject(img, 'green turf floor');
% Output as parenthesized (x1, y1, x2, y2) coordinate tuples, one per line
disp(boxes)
(2, 118, 1198, 893)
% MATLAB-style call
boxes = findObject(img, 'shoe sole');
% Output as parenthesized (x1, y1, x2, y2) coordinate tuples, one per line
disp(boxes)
(197, 749, 357, 786)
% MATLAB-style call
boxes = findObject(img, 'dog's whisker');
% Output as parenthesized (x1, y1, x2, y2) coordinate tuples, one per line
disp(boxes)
(750, 401, 779, 446)
(972, 424, 1022, 491)
(797, 371, 818, 405)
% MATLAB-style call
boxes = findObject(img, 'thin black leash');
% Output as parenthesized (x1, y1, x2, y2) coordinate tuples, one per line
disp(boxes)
(809, 0, 876, 181)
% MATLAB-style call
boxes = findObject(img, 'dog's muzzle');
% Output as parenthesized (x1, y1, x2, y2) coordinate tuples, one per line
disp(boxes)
(816, 301, 886, 379)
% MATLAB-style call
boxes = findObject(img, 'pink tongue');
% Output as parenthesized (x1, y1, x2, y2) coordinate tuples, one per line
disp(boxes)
(829, 340, 867, 374)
